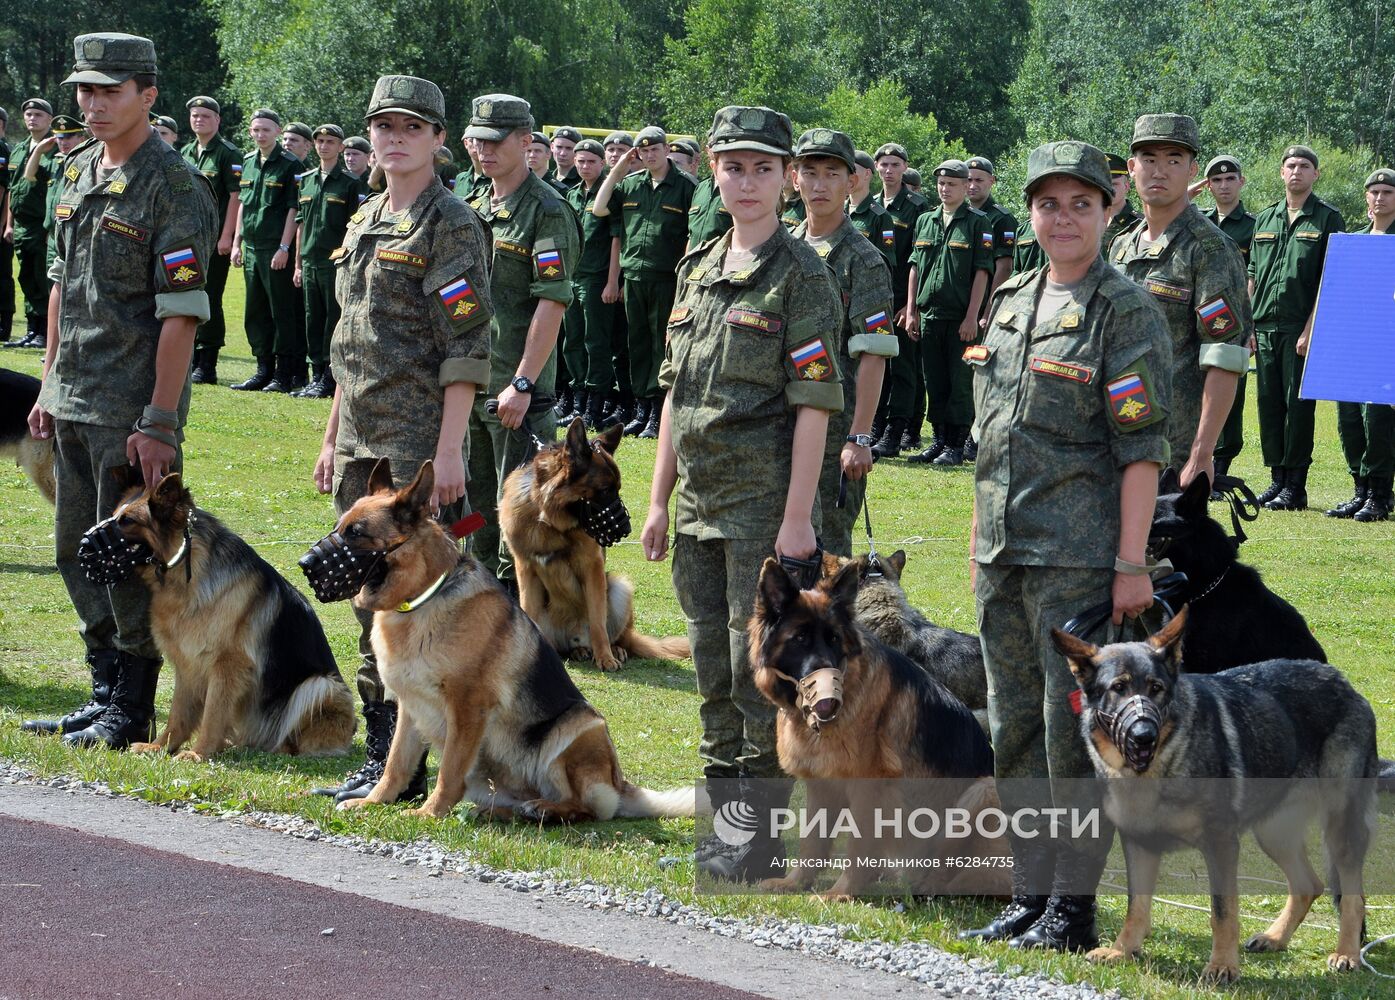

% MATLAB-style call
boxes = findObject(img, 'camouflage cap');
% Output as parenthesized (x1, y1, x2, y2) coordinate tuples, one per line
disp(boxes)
(185, 95, 220, 115)
(1205, 154, 1243, 177)
(343, 135, 371, 154)
(793, 128, 855, 171)
(965, 155, 996, 176)
(366, 75, 447, 130)
(1366, 167, 1395, 189)
(933, 159, 969, 179)
(874, 142, 909, 162)
(574, 138, 605, 158)
(285, 121, 313, 140)
(904, 167, 922, 186)
(464, 93, 531, 141)
(313, 123, 345, 140)
(635, 126, 669, 148)
(21, 98, 53, 116)
(51, 114, 86, 136)
(707, 106, 792, 158)
(63, 33, 157, 87)
(1023, 140, 1114, 201)
(603, 130, 634, 149)
(1131, 113, 1199, 154)
(251, 108, 281, 127)
(153, 115, 178, 134)
(1105, 152, 1130, 177)
(853, 149, 874, 170)
(1282, 144, 1319, 168)
(551, 126, 582, 144)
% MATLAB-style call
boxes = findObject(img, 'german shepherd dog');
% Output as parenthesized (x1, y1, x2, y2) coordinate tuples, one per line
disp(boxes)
(319, 459, 695, 822)
(1054, 606, 1376, 983)
(1, 368, 55, 504)
(500, 416, 689, 671)
(751, 557, 1009, 900)
(102, 474, 355, 761)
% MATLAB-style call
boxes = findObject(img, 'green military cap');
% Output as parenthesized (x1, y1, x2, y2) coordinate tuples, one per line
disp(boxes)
(528, 130, 550, 147)
(185, 95, 220, 114)
(965, 156, 996, 175)
(874, 142, 908, 162)
(603, 130, 634, 148)
(552, 126, 582, 143)
(933, 159, 970, 179)
(343, 135, 371, 153)
(21, 98, 54, 116)
(1281, 144, 1319, 168)
(574, 138, 604, 157)
(251, 108, 281, 126)
(1366, 168, 1395, 189)
(707, 106, 793, 157)
(853, 149, 874, 170)
(1105, 152, 1130, 176)
(635, 125, 668, 148)
(464, 93, 531, 141)
(671, 138, 699, 157)
(904, 167, 922, 186)
(50, 114, 86, 136)
(1023, 140, 1114, 201)
(153, 115, 178, 134)
(62, 33, 157, 87)
(1131, 113, 1200, 154)
(366, 75, 447, 130)
(312, 123, 345, 140)
(285, 121, 313, 140)
(1205, 154, 1243, 177)
(793, 128, 855, 171)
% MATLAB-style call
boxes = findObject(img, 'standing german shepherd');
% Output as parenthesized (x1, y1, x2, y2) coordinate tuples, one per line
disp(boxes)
(1, 368, 55, 504)
(323, 459, 695, 822)
(750, 557, 1009, 899)
(500, 416, 689, 671)
(106, 475, 355, 761)
(1054, 607, 1376, 983)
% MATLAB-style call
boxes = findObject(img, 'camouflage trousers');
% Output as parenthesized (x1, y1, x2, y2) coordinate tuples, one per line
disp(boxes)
(464, 398, 557, 582)
(672, 533, 781, 782)
(53, 420, 180, 661)
(818, 409, 862, 557)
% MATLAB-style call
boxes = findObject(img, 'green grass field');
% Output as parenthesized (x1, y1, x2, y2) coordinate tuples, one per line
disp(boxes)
(3, 267, 1395, 998)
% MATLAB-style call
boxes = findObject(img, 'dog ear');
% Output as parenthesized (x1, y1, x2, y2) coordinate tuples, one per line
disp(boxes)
(397, 460, 435, 517)
(595, 420, 623, 456)
(1158, 466, 1180, 496)
(1051, 628, 1100, 688)
(149, 473, 191, 513)
(1177, 474, 1210, 519)
(565, 416, 592, 469)
(825, 559, 860, 609)
(1148, 604, 1188, 677)
(368, 457, 394, 495)
(886, 549, 907, 579)
(109, 463, 144, 493)
(756, 556, 799, 621)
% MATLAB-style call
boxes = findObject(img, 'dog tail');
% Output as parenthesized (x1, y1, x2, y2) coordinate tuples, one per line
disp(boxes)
(18, 436, 56, 505)
(955, 776, 1001, 815)
(615, 782, 697, 819)
(616, 628, 691, 661)
(258, 674, 356, 756)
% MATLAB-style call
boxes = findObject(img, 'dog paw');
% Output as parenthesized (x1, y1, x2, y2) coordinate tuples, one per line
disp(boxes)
(817, 890, 855, 904)
(569, 647, 593, 661)
(1327, 950, 1360, 972)
(173, 750, 208, 763)
(405, 805, 451, 821)
(1198, 960, 1241, 985)
(1086, 947, 1132, 965)
(1244, 932, 1285, 953)
(337, 798, 373, 811)
(129, 742, 162, 754)
(594, 653, 623, 672)
(757, 876, 801, 893)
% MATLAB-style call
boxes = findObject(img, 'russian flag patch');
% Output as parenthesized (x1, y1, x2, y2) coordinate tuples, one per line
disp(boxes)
(790, 339, 832, 382)
(437, 276, 480, 320)
(1106, 372, 1152, 424)
(534, 247, 563, 280)
(864, 310, 893, 334)
(980, 231, 994, 249)
(161, 247, 202, 288)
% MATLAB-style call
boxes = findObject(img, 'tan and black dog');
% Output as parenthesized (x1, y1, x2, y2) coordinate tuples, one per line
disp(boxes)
(500, 416, 688, 671)
(750, 557, 1009, 900)
(320, 459, 695, 822)
(100, 474, 355, 761)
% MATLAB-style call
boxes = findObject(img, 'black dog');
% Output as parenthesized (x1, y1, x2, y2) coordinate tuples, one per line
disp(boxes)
(0, 368, 55, 503)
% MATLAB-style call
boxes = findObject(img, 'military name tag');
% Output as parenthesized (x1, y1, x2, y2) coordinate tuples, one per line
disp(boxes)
(54, 204, 75, 221)
(726, 307, 783, 333)
(1030, 356, 1094, 383)
(327, 195, 346, 204)
(662, 204, 685, 214)
(1253, 231, 1278, 242)
(668, 305, 691, 325)
(1145, 278, 1191, 304)
(495, 239, 530, 259)
(948, 240, 971, 250)
(100, 216, 151, 244)
(376, 248, 427, 269)
(266, 180, 283, 188)
(328, 247, 347, 262)
(962, 344, 993, 365)
(1295, 229, 1321, 241)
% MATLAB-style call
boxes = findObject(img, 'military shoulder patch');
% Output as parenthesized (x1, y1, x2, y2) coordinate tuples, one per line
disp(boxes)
(1144, 278, 1191, 304)
(1030, 356, 1095, 383)
(979, 231, 994, 249)
(863, 310, 893, 335)
(790, 338, 833, 381)
(726, 307, 783, 333)
(534, 246, 565, 280)
(1196, 295, 1237, 338)
(161, 246, 203, 288)
(1106, 371, 1159, 428)
(436, 275, 483, 325)
(1002, 230, 1016, 246)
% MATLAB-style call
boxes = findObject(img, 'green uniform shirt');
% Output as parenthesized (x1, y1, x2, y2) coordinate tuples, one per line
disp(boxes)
(605, 165, 695, 278)
(1109, 202, 1252, 461)
(470, 171, 581, 394)
(977, 196, 1019, 264)
(972, 256, 1173, 568)
(39, 131, 217, 431)
(848, 192, 896, 268)
(909, 202, 994, 319)
(1012, 218, 1047, 274)
(876, 185, 929, 306)
(1247, 192, 1345, 333)
(687, 176, 732, 249)
(9, 135, 54, 240)
(1202, 201, 1255, 263)
(566, 179, 614, 279)
(452, 165, 492, 205)
(330, 179, 493, 470)
(296, 162, 366, 264)
(1103, 199, 1142, 251)
(181, 134, 243, 219)
(659, 226, 844, 540)
(43, 152, 69, 268)
(238, 145, 301, 249)
(780, 197, 805, 229)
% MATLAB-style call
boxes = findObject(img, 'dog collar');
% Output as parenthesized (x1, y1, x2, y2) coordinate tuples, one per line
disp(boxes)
(162, 515, 196, 583)
(396, 570, 450, 613)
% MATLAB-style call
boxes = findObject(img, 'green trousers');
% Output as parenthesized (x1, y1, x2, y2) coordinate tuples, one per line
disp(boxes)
(464, 398, 557, 581)
(1214, 371, 1246, 463)
(622, 274, 676, 399)
(0, 234, 14, 329)
(818, 409, 861, 557)
(887, 327, 923, 423)
(195, 252, 232, 352)
(15, 234, 50, 323)
(302, 262, 339, 368)
(1255, 329, 1315, 470)
(242, 245, 301, 360)
(565, 275, 617, 392)
(920, 316, 974, 426)
(1337, 401, 1395, 479)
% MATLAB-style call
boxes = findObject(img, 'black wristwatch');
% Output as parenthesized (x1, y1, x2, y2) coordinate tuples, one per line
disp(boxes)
(510, 375, 534, 394)
(846, 433, 875, 448)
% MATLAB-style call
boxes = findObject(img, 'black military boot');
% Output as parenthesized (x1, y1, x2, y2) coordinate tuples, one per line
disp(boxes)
(907, 424, 946, 464)
(963, 433, 978, 462)
(262, 356, 299, 393)
(322, 701, 428, 803)
(189, 347, 209, 384)
(639, 395, 662, 439)
(1009, 847, 1104, 953)
(293, 364, 325, 398)
(1256, 467, 1286, 506)
(959, 837, 1055, 942)
(1325, 476, 1368, 518)
(603, 392, 635, 431)
(1354, 476, 1393, 522)
(697, 776, 791, 884)
(3, 319, 35, 348)
(693, 778, 741, 867)
(569, 388, 588, 422)
(902, 423, 923, 451)
(311, 364, 337, 399)
(624, 396, 650, 436)
(22, 650, 120, 736)
(63, 654, 161, 750)
(584, 389, 606, 431)
(1264, 466, 1307, 511)
(871, 417, 907, 460)
(0, 311, 11, 342)
(932, 426, 967, 467)
(553, 384, 574, 421)
(231, 358, 273, 391)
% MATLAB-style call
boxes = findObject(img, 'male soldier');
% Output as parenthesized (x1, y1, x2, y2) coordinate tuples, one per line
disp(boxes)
(1249, 145, 1345, 511)
(903, 167, 923, 193)
(1326, 168, 1395, 522)
(904, 159, 993, 467)
(229, 109, 302, 392)
(872, 141, 930, 457)
(550, 126, 582, 189)
(1102, 152, 1141, 249)
(592, 124, 695, 439)
(599, 129, 637, 425)
(182, 95, 243, 385)
(0, 105, 12, 341)
(526, 131, 564, 192)
(3, 98, 55, 349)
(463, 94, 579, 586)
(603, 129, 634, 167)
(779, 170, 805, 229)
(292, 123, 361, 400)
(793, 128, 897, 554)
(1196, 154, 1256, 485)
(1109, 114, 1250, 487)
(282, 121, 313, 163)
(23, 32, 216, 748)
(342, 135, 370, 180)
(847, 149, 896, 269)
(668, 138, 699, 176)
(35, 115, 89, 271)
(152, 115, 178, 146)
(686, 139, 732, 250)
(451, 133, 492, 204)
(966, 156, 1017, 307)
(564, 138, 621, 429)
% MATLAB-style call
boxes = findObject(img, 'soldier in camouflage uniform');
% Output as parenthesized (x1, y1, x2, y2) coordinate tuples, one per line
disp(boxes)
(3, 98, 55, 348)
(22, 33, 217, 749)
(640, 106, 844, 883)
(1109, 115, 1250, 485)
(961, 141, 1171, 953)
(792, 128, 896, 555)
(309, 75, 494, 803)
(463, 94, 579, 586)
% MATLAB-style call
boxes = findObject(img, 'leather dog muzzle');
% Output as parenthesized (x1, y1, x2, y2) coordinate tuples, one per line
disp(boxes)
(775, 667, 844, 731)
(77, 518, 154, 587)
(299, 530, 393, 604)
(1095, 694, 1163, 772)
(576, 494, 631, 548)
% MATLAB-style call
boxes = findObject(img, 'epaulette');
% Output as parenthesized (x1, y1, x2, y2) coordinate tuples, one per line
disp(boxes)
(678, 235, 723, 272)
(968, 205, 987, 217)
(1096, 266, 1152, 315)
(66, 137, 101, 162)
(993, 269, 1036, 297)
(219, 136, 241, 154)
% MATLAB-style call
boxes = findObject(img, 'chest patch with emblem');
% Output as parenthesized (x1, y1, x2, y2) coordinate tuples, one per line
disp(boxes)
(377, 248, 427, 268)
(1145, 278, 1191, 304)
(726, 308, 782, 333)
(962, 344, 992, 364)
(55, 204, 75, 221)
(100, 216, 150, 243)
(1030, 356, 1095, 383)
(668, 305, 690, 324)
(790, 339, 832, 381)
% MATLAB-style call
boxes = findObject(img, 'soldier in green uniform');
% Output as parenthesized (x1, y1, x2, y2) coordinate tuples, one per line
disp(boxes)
(549, 126, 582, 189)
(22, 32, 216, 748)
(282, 121, 313, 163)
(1326, 168, 1395, 522)
(960, 140, 1171, 953)
(1102, 152, 1142, 250)
(152, 115, 178, 146)
(668, 138, 699, 177)
(1195, 154, 1256, 485)
(1109, 115, 1250, 486)
(526, 130, 566, 192)
(903, 167, 923, 193)
(342, 135, 370, 180)
(592, 125, 695, 439)
(463, 94, 580, 586)
(37, 116, 89, 270)
(1248, 144, 1346, 511)
(638, 105, 843, 883)
(905, 160, 993, 466)
(309, 75, 494, 804)
(779, 171, 805, 229)
(0, 105, 12, 341)
(3, 98, 55, 349)
(966, 156, 1017, 307)
(450, 134, 492, 205)
(686, 160, 733, 250)
(563, 138, 621, 430)
(792, 128, 896, 555)
(182, 96, 243, 386)
(230, 109, 303, 392)
(848, 149, 896, 268)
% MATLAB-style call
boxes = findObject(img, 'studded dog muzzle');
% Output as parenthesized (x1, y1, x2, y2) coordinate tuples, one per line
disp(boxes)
(575, 494, 631, 548)
(77, 518, 155, 586)
(299, 530, 398, 603)
(1095, 694, 1164, 772)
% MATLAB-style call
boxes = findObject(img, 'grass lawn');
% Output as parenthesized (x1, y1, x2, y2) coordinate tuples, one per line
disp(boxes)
(3, 266, 1395, 999)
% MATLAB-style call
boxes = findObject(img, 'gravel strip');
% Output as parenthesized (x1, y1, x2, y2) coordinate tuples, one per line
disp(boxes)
(1, 759, 1124, 999)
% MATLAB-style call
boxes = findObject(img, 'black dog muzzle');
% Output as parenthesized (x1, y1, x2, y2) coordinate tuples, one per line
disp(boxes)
(1095, 694, 1164, 772)
(77, 519, 155, 587)
(575, 495, 631, 548)
(299, 531, 397, 603)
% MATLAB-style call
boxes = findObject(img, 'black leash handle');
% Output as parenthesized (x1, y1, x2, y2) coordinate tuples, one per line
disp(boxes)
(1059, 571, 1190, 643)
(484, 397, 549, 457)
(1211, 473, 1259, 544)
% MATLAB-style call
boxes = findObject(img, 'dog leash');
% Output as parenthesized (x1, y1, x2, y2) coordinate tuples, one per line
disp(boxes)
(1211, 473, 1260, 544)
(484, 397, 549, 460)
(1059, 571, 1189, 646)
(837, 472, 883, 577)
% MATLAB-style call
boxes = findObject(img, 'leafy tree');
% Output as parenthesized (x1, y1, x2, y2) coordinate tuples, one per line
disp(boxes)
(818, 80, 967, 169)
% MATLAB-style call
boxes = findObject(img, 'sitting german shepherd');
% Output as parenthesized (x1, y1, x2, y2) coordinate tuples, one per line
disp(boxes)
(321, 459, 695, 822)
(1054, 607, 1376, 984)
(1, 368, 55, 504)
(104, 474, 355, 761)
(500, 417, 689, 671)
(751, 557, 1009, 900)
